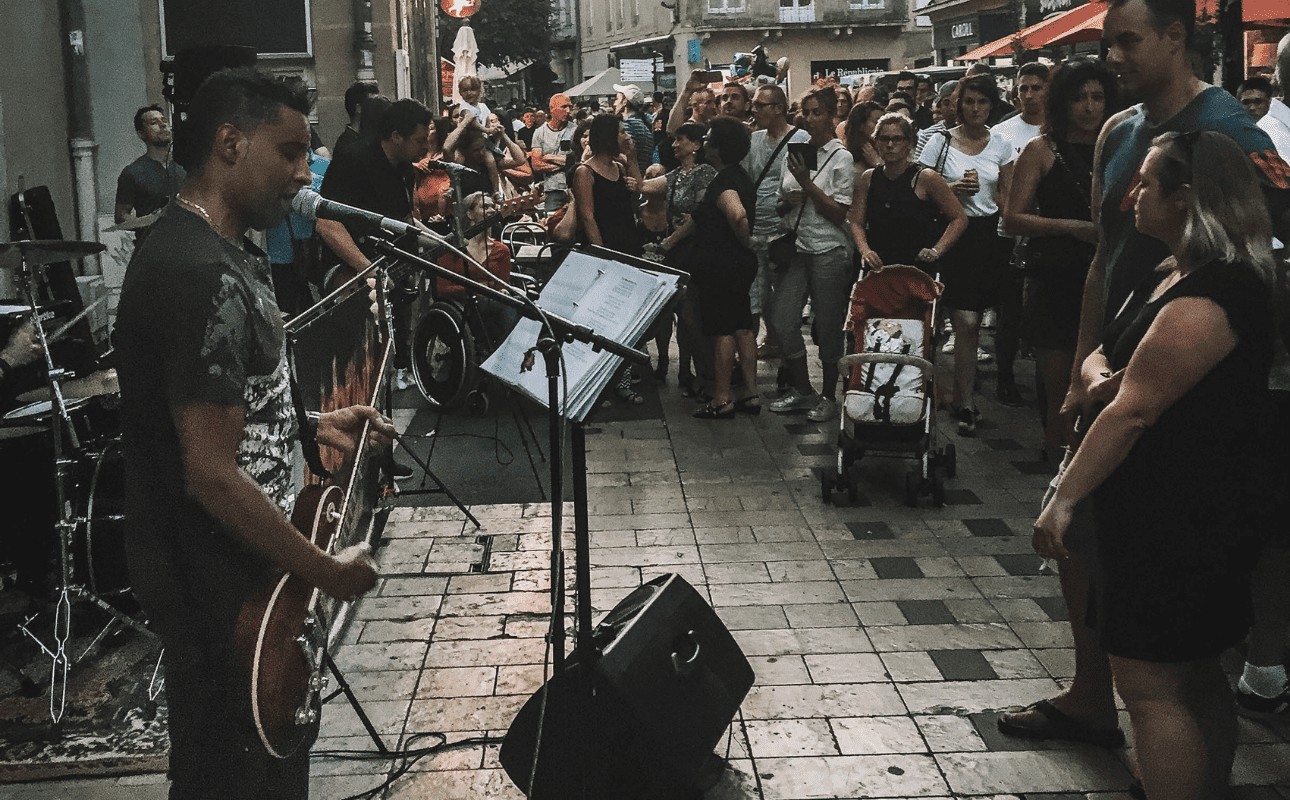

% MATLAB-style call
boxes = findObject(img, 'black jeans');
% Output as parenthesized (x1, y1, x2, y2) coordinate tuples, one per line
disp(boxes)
(156, 613, 310, 799)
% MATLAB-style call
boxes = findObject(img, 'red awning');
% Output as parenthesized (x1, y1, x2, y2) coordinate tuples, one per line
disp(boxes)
(1244, 0, 1287, 22)
(956, 1, 1107, 62)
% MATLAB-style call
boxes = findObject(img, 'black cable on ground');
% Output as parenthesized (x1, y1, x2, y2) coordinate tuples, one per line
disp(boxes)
(314, 732, 505, 800)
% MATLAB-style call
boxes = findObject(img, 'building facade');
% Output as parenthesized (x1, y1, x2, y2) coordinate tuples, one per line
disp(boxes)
(0, 0, 434, 294)
(578, 0, 934, 101)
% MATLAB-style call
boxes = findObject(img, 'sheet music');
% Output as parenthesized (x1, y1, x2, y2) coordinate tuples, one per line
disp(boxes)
(481, 251, 680, 421)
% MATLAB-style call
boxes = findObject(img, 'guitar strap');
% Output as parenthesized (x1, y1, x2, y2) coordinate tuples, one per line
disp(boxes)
(285, 340, 331, 480)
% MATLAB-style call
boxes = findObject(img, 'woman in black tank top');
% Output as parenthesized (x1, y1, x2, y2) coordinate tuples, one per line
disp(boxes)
(850, 113, 966, 274)
(1002, 58, 1118, 460)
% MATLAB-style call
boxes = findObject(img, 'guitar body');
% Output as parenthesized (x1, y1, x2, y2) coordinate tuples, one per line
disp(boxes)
(234, 482, 346, 759)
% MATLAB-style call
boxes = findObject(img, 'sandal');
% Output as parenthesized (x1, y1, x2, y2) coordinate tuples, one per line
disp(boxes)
(693, 401, 735, 420)
(996, 699, 1126, 748)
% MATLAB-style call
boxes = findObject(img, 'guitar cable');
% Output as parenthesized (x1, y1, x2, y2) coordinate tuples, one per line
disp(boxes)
(314, 731, 504, 800)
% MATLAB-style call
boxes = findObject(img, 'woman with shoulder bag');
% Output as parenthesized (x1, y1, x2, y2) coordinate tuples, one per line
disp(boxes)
(767, 87, 857, 423)
(1005, 58, 1118, 461)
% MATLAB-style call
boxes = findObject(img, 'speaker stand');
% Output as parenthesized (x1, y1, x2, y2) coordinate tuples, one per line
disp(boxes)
(320, 650, 393, 756)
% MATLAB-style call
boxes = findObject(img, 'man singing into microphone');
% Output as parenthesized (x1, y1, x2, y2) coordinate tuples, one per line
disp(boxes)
(317, 98, 434, 391)
(113, 69, 392, 799)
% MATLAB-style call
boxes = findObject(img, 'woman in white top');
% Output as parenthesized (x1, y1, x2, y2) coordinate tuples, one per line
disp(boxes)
(918, 74, 1015, 436)
(767, 86, 856, 423)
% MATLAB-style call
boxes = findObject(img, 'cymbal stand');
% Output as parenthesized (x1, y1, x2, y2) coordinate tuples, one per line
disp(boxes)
(12, 256, 152, 723)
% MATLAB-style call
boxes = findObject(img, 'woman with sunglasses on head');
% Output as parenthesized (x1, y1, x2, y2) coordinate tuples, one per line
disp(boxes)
(1005, 58, 1119, 462)
(851, 112, 966, 274)
(1033, 130, 1277, 800)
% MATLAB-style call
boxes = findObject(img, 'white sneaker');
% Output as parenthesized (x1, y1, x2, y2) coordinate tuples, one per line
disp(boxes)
(942, 333, 956, 354)
(769, 389, 818, 413)
(976, 347, 993, 364)
(395, 368, 413, 390)
(806, 396, 837, 422)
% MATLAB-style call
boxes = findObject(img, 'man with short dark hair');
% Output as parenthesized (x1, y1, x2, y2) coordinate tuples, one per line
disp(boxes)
(319, 98, 434, 390)
(719, 81, 753, 123)
(114, 104, 185, 241)
(335, 80, 379, 154)
(1238, 76, 1274, 121)
(115, 68, 388, 799)
(999, 0, 1290, 761)
(990, 60, 1050, 406)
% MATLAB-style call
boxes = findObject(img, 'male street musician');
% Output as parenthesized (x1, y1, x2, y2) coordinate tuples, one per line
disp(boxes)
(113, 69, 391, 799)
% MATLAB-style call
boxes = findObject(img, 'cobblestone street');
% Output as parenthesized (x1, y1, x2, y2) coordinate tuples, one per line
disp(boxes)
(6, 345, 1289, 799)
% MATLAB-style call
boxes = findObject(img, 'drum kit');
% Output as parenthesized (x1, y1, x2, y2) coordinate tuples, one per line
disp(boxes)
(0, 238, 152, 722)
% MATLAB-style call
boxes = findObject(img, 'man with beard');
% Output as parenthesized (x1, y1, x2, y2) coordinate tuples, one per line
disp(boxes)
(115, 104, 185, 242)
(114, 69, 390, 799)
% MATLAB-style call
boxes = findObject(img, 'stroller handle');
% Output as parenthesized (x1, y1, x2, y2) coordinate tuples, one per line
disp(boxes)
(839, 353, 935, 373)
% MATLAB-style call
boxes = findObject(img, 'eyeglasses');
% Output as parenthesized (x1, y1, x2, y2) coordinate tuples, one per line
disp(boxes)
(875, 135, 908, 143)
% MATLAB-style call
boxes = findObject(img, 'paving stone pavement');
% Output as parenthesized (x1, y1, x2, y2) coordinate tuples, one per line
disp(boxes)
(7, 342, 1290, 799)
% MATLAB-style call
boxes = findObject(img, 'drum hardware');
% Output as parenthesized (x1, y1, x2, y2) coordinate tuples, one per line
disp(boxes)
(4, 238, 152, 724)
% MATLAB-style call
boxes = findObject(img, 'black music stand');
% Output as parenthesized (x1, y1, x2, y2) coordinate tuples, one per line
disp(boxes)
(370, 236, 685, 797)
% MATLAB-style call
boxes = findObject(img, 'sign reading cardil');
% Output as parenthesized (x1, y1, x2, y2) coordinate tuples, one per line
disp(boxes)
(441, 0, 481, 17)
(951, 21, 975, 38)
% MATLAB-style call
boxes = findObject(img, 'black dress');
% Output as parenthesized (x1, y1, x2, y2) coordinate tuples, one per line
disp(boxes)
(864, 164, 941, 271)
(580, 162, 642, 256)
(1089, 259, 1274, 662)
(689, 165, 758, 336)
(1023, 139, 1096, 352)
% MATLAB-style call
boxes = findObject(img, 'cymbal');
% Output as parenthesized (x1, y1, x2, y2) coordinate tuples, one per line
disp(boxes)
(15, 369, 118, 404)
(0, 239, 106, 269)
(0, 300, 73, 319)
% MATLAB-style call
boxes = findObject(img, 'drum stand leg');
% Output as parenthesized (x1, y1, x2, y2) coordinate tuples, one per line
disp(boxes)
(15, 521, 153, 723)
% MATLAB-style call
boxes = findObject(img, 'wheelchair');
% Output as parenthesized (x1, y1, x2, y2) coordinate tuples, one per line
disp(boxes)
(410, 230, 554, 414)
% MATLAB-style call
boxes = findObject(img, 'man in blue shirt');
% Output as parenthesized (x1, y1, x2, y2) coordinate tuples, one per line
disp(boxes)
(265, 150, 329, 315)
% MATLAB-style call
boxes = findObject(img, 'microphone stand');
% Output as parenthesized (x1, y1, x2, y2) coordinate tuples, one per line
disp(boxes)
(368, 234, 649, 672)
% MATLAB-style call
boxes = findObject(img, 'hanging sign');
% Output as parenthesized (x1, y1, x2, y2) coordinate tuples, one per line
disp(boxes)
(442, 0, 481, 18)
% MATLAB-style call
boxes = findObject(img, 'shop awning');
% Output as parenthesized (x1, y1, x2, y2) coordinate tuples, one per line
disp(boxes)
(478, 60, 535, 82)
(565, 67, 655, 97)
(956, 1, 1106, 62)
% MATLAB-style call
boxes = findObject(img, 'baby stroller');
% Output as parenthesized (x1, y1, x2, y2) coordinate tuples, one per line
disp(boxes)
(821, 265, 957, 507)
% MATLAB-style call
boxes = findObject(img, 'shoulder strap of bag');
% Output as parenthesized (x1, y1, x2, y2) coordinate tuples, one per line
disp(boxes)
(1045, 134, 1092, 207)
(932, 129, 952, 177)
(754, 126, 803, 189)
(789, 144, 842, 233)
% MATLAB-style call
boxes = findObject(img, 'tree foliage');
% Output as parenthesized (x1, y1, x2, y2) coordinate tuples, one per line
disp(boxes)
(437, 0, 553, 69)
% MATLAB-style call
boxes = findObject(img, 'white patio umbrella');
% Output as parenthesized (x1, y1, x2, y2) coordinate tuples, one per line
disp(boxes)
(450, 22, 478, 107)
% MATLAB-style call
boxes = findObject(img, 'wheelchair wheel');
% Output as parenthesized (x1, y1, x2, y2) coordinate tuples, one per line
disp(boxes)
(412, 301, 477, 411)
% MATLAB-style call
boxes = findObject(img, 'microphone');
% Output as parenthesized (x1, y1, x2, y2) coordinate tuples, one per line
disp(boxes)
(292, 188, 416, 238)
(424, 159, 479, 176)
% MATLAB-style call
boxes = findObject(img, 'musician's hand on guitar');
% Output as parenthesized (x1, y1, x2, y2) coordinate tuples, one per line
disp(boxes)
(322, 542, 378, 601)
(317, 406, 395, 455)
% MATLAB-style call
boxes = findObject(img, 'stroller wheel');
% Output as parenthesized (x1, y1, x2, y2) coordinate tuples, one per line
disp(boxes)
(904, 471, 921, 508)
(943, 444, 958, 479)
(846, 469, 863, 505)
(931, 467, 947, 507)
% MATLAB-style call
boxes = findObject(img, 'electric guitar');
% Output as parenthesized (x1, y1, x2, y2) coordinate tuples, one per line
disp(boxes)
(233, 307, 394, 759)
